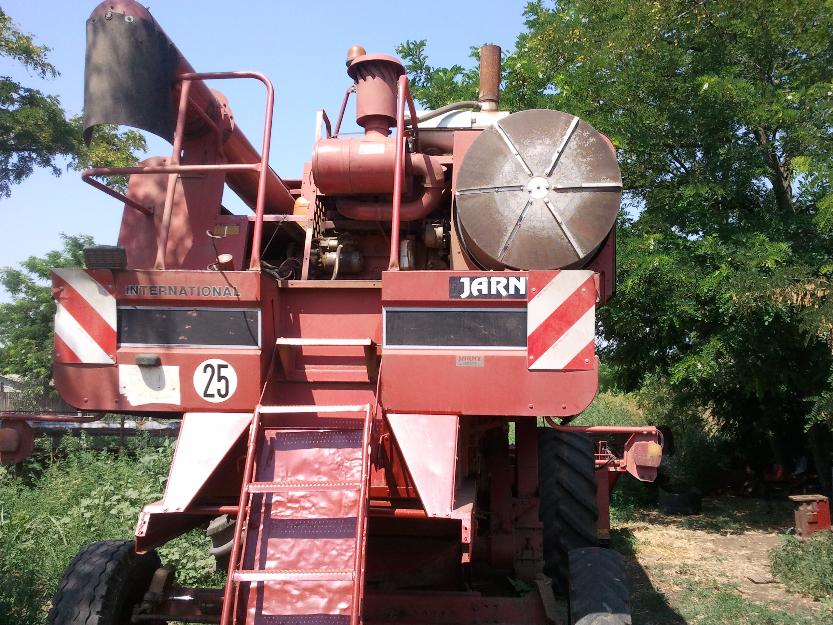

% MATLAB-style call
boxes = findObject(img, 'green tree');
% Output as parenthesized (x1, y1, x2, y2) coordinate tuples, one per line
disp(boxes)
(400, 0, 833, 489)
(0, 234, 93, 391)
(0, 7, 144, 197)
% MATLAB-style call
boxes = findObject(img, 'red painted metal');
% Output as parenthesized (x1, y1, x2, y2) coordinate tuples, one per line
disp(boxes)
(388, 75, 420, 270)
(333, 85, 356, 137)
(552, 420, 664, 481)
(789, 495, 832, 538)
(219, 405, 262, 625)
(0, 420, 34, 465)
(553, 424, 659, 435)
(174, 72, 279, 272)
(386, 413, 459, 516)
(36, 9, 665, 622)
(221, 404, 372, 625)
(83, 70, 276, 271)
(86, 1, 294, 217)
(156, 77, 192, 269)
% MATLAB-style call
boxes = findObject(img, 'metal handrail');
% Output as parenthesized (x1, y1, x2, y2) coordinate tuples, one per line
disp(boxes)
(387, 75, 420, 271)
(80, 70, 276, 271)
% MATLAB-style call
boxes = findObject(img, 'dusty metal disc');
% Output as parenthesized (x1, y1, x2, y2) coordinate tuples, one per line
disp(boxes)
(455, 109, 622, 270)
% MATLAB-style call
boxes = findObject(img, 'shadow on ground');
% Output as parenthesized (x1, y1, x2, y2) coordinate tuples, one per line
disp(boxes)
(613, 528, 687, 625)
(636, 496, 793, 535)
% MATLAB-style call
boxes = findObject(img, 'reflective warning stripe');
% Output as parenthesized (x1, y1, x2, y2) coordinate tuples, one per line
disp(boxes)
(527, 270, 595, 370)
(52, 269, 116, 364)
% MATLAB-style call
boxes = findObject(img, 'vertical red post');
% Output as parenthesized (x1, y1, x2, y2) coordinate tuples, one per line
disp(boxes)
(154, 79, 191, 270)
(219, 407, 261, 625)
(595, 469, 613, 543)
(248, 73, 275, 271)
(387, 76, 420, 271)
(388, 76, 407, 271)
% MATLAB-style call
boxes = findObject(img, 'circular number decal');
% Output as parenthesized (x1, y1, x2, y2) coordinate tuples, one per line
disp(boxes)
(193, 359, 238, 403)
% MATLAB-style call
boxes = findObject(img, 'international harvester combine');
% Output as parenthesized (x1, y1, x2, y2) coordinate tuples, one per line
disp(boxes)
(0, 2, 664, 624)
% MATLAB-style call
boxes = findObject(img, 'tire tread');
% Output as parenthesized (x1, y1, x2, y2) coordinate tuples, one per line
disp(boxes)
(539, 428, 598, 592)
(47, 540, 161, 625)
(568, 547, 631, 625)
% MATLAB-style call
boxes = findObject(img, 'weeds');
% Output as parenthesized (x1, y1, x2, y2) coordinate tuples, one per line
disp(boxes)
(0, 434, 220, 625)
(770, 533, 833, 599)
(674, 579, 821, 625)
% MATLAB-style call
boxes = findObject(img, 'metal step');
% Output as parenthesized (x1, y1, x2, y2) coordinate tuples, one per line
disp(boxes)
(234, 569, 355, 583)
(274, 338, 378, 383)
(275, 337, 372, 347)
(257, 404, 369, 415)
(248, 480, 362, 493)
(222, 401, 372, 625)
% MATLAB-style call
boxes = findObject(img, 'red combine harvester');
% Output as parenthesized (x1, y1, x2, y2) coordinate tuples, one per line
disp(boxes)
(1, 1, 665, 623)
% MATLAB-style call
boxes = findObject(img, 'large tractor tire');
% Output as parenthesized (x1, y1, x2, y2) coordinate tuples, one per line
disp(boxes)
(568, 547, 631, 625)
(48, 540, 162, 625)
(538, 428, 598, 592)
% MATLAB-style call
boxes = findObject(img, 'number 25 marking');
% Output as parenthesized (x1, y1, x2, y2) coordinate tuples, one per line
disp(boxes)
(193, 358, 237, 403)
(202, 362, 230, 399)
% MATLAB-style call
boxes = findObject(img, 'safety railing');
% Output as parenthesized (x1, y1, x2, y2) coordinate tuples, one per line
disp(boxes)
(81, 71, 275, 271)
(388, 75, 420, 271)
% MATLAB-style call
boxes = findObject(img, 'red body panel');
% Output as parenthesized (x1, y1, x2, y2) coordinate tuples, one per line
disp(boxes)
(35, 13, 663, 622)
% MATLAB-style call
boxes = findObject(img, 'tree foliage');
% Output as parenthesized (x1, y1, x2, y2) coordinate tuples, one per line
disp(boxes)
(0, 234, 93, 389)
(0, 7, 145, 197)
(400, 0, 833, 449)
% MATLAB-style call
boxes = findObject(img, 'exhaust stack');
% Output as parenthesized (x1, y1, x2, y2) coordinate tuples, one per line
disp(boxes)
(478, 44, 501, 112)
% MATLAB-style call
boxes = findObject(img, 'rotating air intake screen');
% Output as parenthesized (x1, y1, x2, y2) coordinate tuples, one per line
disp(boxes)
(455, 109, 622, 270)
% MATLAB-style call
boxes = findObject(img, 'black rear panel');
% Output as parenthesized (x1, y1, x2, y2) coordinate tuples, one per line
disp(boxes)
(384, 309, 526, 348)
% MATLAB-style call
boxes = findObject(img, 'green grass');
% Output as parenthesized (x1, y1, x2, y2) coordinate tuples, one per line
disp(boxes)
(770, 532, 833, 599)
(673, 580, 824, 625)
(0, 435, 221, 625)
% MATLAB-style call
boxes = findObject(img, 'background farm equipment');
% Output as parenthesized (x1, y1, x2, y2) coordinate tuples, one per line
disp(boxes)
(3, 1, 666, 624)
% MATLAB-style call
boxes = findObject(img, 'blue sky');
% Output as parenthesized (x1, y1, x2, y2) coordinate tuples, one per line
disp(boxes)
(1, 0, 528, 295)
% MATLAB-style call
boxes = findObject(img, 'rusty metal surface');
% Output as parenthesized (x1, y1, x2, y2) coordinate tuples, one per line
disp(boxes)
(789, 495, 831, 538)
(0, 421, 34, 465)
(477, 44, 501, 112)
(455, 109, 622, 270)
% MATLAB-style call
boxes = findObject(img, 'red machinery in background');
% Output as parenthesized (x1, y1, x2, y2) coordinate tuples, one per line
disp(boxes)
(0, 2, 664, 624)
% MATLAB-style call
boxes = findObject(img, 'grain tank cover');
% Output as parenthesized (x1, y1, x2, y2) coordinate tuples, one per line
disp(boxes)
(455, 109, 621, 270)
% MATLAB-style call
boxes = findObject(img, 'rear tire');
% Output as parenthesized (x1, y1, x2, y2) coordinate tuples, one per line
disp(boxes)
(48, 540, 162, 625)
(538, 428, 598, 593)
(568, 547, 631, 625)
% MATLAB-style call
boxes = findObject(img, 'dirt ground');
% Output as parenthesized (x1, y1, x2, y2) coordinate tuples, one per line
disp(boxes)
(615, 497, 833, 624)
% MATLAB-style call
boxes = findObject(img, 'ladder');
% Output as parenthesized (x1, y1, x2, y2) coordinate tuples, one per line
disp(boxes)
(219, 403, 373, 625)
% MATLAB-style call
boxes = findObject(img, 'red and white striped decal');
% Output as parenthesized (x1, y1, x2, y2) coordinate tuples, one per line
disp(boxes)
(52, 269, 116, 365)
(527, 270, 596, 370)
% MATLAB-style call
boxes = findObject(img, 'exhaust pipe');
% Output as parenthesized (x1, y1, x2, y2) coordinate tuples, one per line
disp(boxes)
(478, 44, 501, 112)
